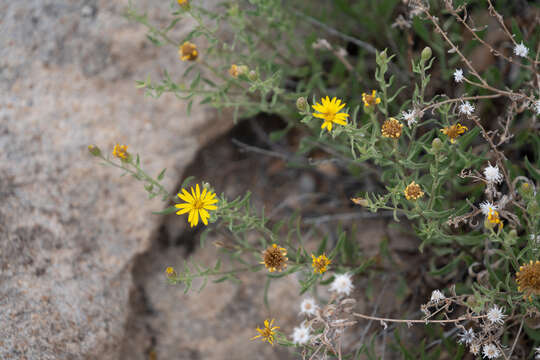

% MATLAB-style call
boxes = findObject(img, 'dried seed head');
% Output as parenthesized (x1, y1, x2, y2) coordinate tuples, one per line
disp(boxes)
(516, 260, 540, 300)
(261, 244, 288, 272)
(404, 181, 424, 200)
(381, 118, 403, 138)
(179, 41, 198, 61)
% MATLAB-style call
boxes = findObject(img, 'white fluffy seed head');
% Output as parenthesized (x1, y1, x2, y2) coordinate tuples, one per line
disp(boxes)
(299, 298, 318, 316)
(458, 101, 475, 115)
(329, 273, 354, 296)
(483, 164, 503, 184)
(470, 342, 481, 355)
(453, 68, 464, 83)
(401, 109, 417, 127)
(482, 343, 501, 359)
(513, 42, 529, 58)
(479, 201, 497, 216)
(533, 100, 540, 115)
(430, 289, 445, 303)
(457, 328, 475, 344)
(291, 323, 311, 345)
(486, 305, 506, 325)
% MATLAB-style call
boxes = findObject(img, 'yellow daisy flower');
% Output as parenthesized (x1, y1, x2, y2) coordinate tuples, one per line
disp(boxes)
(312, 96, 349, 132)
(487, 208, 503, 230)
(311, 253, 331, 274)
(251, 319, 279, 345)
(165, 267, 176, 277)
(362, 90, 381, 108)
(175, 184, 218, 227)
(440, 123, 468, 143)
(112, 144, 128, 160)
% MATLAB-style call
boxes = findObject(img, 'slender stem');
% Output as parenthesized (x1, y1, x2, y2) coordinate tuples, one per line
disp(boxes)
(353, 312, 486, 324)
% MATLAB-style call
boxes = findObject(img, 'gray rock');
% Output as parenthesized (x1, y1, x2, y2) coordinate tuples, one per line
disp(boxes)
(0, 0, 229, 359)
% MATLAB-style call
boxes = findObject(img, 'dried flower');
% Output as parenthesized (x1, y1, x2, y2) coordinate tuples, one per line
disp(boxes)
(112, 144, 129, 160)
(312, 96, 349, 132)
(486, 305, 506, 325)
(458, 101, 475, 116)
(513, 42, 529, 58)
(311, 253, 331, 274)
(430, 290, 445, 303)
(381, 118, 403, 138)
(300, 298, 318, 316)
(179, 41, 198, 61)
(175, 184, 218, 227)
(362, 90, 381, 108)
(329, 273, 354, 296)
(291, 322, 311, 345)
(470, 342, 481, 355)
(482, 343, 501, 359)
(312, 38, 331, 50)
(457, 328, 475, 344)
(440, 123, 468, 143)
(479, 201, 497, 216)
(251, 319, 279, 345)
(487, 208, 503, 230)
(401, 109, 417, 127)
(404, 181, 424, 200)
(453, 68, 464, 83)
(516, 260, 540, 299)
(533, 100, 540, 115)
(261, 244, 288, 272)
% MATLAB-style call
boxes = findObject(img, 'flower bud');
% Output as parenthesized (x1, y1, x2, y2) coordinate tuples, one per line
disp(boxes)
(519, 182, 533, 197)
(421, 46, 432, 62)
(296, 97, 308, 112)
(238, 65, 249, 75)
(431, 138, 443, 152)
(247, 70, 258, 81)
(88, 144, 101, 156)
(351, 197, 369, 207)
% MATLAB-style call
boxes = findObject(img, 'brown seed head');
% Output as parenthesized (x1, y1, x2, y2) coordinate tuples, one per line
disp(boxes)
(516, 260, 540, 300)
(381, 118, 403, 138)
(179, 41, 198, 61)
(261, 244, 288, 272)
(404, 181, 424, 200)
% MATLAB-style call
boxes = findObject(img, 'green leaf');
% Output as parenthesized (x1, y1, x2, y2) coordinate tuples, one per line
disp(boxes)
(181, 176, 196, 189)
(157, 168, 167, 181)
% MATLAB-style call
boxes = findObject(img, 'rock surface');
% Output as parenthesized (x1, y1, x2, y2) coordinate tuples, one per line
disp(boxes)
(0, 1, 230, 359)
